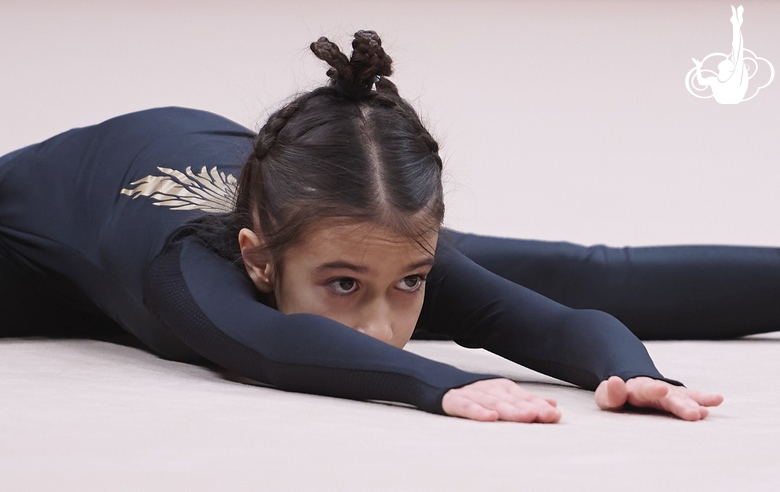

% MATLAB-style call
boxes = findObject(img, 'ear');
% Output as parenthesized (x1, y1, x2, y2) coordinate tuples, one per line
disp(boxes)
(238, 228, 275, 293)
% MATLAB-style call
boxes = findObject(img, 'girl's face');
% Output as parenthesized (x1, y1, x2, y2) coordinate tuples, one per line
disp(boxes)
(240, 221, 438, 348)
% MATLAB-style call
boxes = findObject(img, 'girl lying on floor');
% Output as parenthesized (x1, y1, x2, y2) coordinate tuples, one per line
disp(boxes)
(11, 30, 780, 422)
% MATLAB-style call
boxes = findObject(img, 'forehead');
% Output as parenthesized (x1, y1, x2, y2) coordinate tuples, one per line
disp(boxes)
(288, 221, 438, 264)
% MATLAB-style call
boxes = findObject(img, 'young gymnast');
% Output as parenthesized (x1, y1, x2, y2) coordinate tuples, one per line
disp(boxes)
(8, 30, 779, 423)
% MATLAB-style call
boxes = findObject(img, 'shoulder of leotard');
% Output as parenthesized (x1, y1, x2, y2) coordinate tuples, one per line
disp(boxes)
(84, 106, 256, 138)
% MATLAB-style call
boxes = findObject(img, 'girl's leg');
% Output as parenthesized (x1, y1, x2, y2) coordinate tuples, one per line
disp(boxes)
(0, 240, 127, 340)
(444, 230, 780, 340)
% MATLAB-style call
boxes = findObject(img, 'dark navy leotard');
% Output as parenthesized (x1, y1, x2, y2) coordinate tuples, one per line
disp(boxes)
(2, 107, 777, 414)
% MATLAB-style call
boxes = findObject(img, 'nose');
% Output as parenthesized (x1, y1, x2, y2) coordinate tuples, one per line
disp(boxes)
(355, 301, 394, 344)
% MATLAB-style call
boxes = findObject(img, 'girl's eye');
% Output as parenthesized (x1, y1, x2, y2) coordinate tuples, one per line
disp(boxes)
(329, 278, 357, 295)
(396, 275, 424, 292)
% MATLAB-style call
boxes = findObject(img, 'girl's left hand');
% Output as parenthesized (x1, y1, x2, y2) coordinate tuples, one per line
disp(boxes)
(595, 376, 724, 421)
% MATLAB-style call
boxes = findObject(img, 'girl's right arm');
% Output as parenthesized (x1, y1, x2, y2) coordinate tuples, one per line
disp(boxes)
(142, 234, 499, 415)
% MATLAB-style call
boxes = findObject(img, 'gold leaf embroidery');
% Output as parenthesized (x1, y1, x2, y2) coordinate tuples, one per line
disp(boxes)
(120, 166, 237, 213)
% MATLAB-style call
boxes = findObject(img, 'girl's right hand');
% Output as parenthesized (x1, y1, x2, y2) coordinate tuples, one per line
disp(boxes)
(442, 379, 561, 423)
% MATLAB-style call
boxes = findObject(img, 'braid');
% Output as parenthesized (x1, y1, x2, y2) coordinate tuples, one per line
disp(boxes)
(235, 89, 323, 221)
(391, 98, 443, 170)
(310, 37, 352, 85)
(418, 129, 443, 170)
(350, 30, 393, 84)
(311, 30, 397, 100)
(254, 91, 318, 161)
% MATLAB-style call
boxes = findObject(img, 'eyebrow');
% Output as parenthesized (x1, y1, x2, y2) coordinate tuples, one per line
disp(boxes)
(315, 261, 370, 274)
(406, 258, 436, 270)
(314, 257, 435, 274)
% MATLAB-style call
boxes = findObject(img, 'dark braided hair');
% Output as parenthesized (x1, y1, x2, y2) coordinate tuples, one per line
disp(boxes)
(232, 30, 445, 269)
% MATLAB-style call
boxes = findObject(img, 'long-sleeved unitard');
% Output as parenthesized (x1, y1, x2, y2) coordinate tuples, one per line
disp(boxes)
(3, 108, 777, 414)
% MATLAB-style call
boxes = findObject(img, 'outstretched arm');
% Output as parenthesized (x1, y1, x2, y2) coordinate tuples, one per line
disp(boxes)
(418, 240, 722, 420)
(419, 241, 673, 389)
(143, 233, 499, 415)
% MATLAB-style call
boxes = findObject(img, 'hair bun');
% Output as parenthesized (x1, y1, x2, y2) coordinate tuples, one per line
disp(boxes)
(310, 30, 396, 100)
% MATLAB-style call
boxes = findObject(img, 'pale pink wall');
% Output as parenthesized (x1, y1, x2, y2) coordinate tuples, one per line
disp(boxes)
(1, 0, 778, 246)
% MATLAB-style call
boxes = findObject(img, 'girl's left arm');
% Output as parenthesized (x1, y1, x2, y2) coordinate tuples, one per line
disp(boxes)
(418, 242, 722, 420)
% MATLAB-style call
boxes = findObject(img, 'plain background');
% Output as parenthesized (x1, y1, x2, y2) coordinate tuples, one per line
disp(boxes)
(1, 0, 778, 248)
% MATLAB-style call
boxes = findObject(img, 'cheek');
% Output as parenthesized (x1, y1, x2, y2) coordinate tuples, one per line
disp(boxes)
(273, 275, 328, 316)
(396, 292, 425, 320)
(388, 292, 426, 346)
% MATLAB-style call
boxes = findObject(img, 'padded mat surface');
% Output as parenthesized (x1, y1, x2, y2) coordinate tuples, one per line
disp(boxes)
(1, 335, 778, 491)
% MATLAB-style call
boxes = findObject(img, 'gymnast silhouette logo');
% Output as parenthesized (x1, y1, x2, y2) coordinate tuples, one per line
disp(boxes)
(685, 5, 774, 104)
(120, 166, 237, 213)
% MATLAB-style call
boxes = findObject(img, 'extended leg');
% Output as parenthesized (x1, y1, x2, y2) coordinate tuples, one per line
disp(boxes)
(444, 230, 780, 340)
(0, 239, 130, 341)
